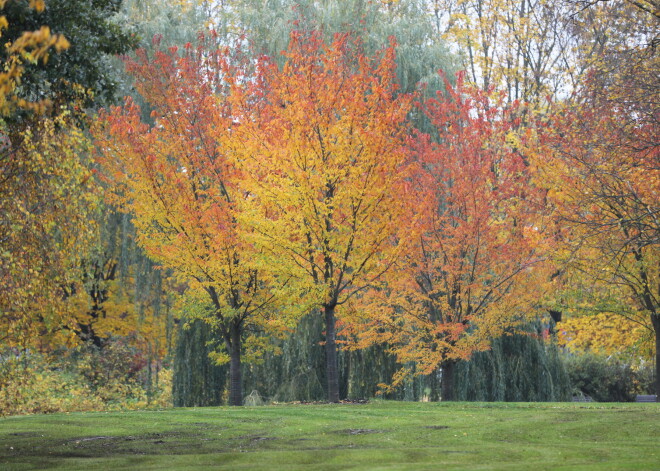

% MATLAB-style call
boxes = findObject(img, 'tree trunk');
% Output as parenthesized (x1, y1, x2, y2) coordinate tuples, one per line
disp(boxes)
(652, 314, 660, 399)
(324, 305, 340, 403)
(228, 321, 243, 406)
(442, 360, 457, 401)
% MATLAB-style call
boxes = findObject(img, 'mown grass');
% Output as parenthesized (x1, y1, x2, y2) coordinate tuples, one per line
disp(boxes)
(0, 401, 658, 470)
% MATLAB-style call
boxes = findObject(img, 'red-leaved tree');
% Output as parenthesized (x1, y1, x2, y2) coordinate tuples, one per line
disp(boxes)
(357, 75, 551, 400)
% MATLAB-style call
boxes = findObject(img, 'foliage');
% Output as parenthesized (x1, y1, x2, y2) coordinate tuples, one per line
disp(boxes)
(73, 339, 148, 404)
(0, 350, 103, 416)
(0, 343, 172, 416)
(175, 312, 408, 405)
(563, 352, 654, 402)
(172, 318, 228, 407)
(220, 0, 456, 95)
(0, 109, 99, 349)
(0, 0, 156, 362)
(1, 0, 136, 115)
(536, 51, 660, 394)
(243, 313, 327, 403)
(3, 0, 658, 410)
(558, 312, 653, 362)
(435, 0, 575, 102)
(235, 32, 416, 402)
(113, 0, 210, 125)
(432, 0, 656, 105)
(455, 327, 571, 402)
(118, 0, 207, 50)
(0, 0, 69, 116)
(67, 211, 178, 368)
(93, 34, 292, 405)
(355, 75, 550, 399)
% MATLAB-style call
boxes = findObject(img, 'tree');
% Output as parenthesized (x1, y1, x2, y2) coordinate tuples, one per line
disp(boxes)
(0, 109, 99, 349)
(537, 57, 660, 395)
(0, 0, 70, 116)
(1, 0, 136, 117)
(234, 33, 415, 402)
(432, 0, 576, 104)
(357, 76, 550, 400)
(557, 312, 653, 361)
(221, 0, 456, 94)
(455, 323, 570, 402)
(432, 0, 656, 107)
(1, 0, 142, 351)
(64, 210, 177, 375)
(93, 36, 284, 406)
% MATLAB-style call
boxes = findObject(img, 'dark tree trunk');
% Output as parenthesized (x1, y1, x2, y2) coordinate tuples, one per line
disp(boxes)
(652, 314, 660, 399)
(228, 321, 243, 406)
(324, 305, 340, 403)
(441, 360, 457, 401)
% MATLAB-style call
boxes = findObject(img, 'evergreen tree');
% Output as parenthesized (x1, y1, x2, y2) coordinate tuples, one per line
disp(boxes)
(1, 0, 137, 115)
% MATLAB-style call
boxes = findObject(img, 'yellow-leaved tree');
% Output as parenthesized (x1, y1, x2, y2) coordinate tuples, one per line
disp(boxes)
(0, 109, 99, 349)
(234, 32, 416, 402)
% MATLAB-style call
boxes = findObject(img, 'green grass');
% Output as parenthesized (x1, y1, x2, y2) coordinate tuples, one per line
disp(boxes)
(1, 401, 658, 470)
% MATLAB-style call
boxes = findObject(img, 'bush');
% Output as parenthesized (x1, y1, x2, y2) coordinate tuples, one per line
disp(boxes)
(72, 339, 147, 404)
(0, 350, 104, 416)
(0, 341, 172, 416)
(563, 353, 647, 402)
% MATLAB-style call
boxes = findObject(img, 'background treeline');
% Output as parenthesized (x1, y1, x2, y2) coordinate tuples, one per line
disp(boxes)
(0, 0, 657, 414)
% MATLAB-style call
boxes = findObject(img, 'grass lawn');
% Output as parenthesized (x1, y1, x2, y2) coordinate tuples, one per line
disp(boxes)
(0, 401, 658, 470)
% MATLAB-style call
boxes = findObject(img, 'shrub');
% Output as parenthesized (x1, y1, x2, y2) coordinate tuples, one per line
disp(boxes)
(563, 353, 643, 402)
(0, 341, 172, 416)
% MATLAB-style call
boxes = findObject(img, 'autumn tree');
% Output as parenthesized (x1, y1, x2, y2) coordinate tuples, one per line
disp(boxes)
(431, 0, 656, 108)
(93, 36, 283, 406)
(357, 76, 550, 400)
(69, 0, 204, 363)
(0, 109, 99, 349)
(178, 0, 457, 404)
(235, 33, 415, 402)
(0, 0, 70, 116)
(1, 0, 140, 346)
(62, 210, 177, 372)
(557, 313, 653, 361)
(537, 58, 659, 395)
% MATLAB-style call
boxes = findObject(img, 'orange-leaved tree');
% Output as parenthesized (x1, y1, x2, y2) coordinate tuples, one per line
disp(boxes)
(234, 32, 416, 402)
(93, 36, 283, 406)
(358, 75, 551, 400)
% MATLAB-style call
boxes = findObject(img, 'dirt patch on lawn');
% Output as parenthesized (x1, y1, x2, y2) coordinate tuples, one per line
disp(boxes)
(338, 428, 383, 435)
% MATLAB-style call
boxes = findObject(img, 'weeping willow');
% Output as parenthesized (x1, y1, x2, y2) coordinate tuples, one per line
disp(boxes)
(215, 0, 456, 134)
(455, 325, 571, 402)
(172, 319, 229, 407)
(172, 319, 570, 404)
(242, 314, 326, 402)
